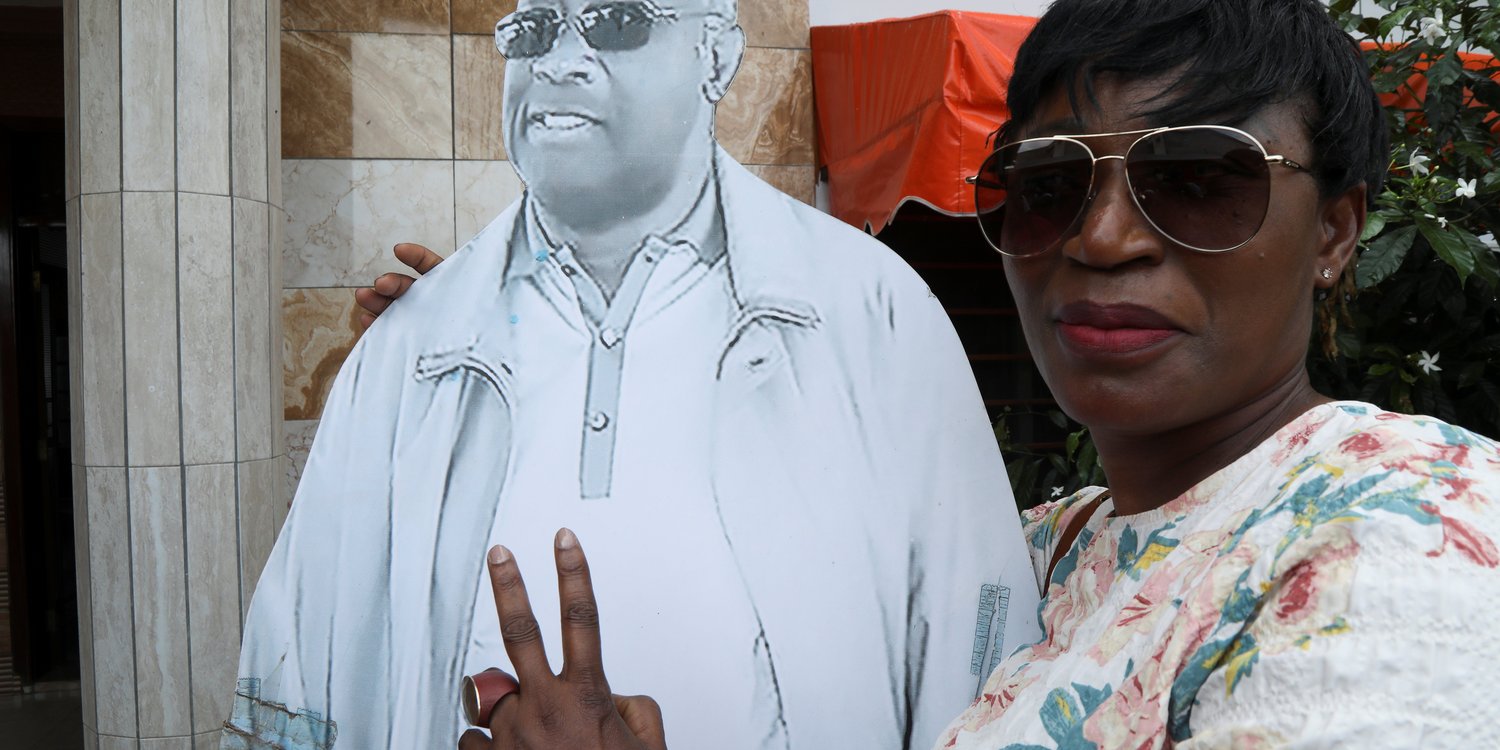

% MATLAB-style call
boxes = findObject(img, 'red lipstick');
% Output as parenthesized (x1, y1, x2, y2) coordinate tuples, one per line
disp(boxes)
(1055, 302, 1183, 355)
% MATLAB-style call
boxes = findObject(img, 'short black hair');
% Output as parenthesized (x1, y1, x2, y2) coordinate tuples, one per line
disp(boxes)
(1002, 0, 1388, 205)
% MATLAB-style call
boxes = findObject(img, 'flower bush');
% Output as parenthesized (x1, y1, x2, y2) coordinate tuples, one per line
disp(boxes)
(1001, 0, 1500, 510)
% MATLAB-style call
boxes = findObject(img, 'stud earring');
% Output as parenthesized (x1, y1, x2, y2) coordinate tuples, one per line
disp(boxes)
(1321, 268, 1335, 280)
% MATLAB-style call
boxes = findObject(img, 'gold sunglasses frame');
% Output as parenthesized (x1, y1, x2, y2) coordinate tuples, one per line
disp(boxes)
(969, 125, 1313, 257)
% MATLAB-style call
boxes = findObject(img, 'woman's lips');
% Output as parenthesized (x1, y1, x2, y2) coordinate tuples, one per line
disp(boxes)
(1054, 302, 1184, 355)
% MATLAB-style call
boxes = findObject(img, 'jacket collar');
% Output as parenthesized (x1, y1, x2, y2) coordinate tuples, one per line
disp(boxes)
(712, 147, 820, 326)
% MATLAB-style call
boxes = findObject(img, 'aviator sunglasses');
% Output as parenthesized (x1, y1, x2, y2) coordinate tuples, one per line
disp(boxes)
(495, 1, 700, 59)
(972, 125, 1312, 257)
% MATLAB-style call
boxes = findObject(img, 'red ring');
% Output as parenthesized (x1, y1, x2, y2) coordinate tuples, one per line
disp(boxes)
(461, 668, 520, 727)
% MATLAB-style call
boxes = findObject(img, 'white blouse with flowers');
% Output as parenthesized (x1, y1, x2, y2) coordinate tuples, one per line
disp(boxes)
(937, 401, 1500, 749)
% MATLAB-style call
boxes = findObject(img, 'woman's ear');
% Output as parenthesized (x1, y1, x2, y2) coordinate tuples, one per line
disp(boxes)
(700, 22, 745, 104)
(1316, 184, 1367, 290)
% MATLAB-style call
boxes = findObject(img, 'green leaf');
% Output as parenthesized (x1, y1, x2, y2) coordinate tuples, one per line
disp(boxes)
(1357, 224, 1417, 289)
(1427, 54, 1464, 89)
(1378, 6, 1416, 37)
(1417, 217, 1477, 285)
(1359, 213, 1388, 243)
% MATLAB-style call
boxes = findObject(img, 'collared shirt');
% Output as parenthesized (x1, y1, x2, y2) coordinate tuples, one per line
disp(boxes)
(460, 174, 779, 748)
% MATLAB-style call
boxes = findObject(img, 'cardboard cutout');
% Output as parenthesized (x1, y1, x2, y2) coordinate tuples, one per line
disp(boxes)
(226, 3, 1039, 748)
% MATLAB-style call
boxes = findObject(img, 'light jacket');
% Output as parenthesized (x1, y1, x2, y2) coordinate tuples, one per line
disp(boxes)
(225, 150, 1040, 750)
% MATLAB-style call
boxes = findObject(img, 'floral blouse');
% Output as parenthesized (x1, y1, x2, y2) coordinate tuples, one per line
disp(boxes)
(938, 402, 1500, 749)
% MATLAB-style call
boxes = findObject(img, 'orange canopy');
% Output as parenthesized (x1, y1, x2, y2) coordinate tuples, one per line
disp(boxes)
(811, 12, 1036, 233)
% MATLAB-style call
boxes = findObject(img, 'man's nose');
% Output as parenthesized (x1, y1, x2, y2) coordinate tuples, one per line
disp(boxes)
(532, 22, 598, 85)
(1064, 159, 1166, 269)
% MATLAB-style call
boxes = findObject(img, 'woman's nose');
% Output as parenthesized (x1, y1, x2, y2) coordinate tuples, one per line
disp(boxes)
(1064, 160, 1167, 269)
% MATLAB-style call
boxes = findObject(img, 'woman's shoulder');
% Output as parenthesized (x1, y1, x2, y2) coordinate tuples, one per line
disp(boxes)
(1257, 401, 1500, 569)
(1296, 401, 1500, 496)
(1021, 487, 1112, 592)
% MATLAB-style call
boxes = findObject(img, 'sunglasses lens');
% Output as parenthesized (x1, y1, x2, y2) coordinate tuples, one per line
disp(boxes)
(496, 10, 562, 58)
(1127, 128, 1271, 252)
(581, 3, 655, 51)
(976, 139, 1094, 257)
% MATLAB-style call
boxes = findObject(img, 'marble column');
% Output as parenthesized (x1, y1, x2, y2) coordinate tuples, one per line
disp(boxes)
(63, 0, 284, 748)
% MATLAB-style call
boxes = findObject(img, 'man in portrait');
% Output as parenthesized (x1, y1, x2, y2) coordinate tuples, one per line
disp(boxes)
(225, 1, 1037, 748)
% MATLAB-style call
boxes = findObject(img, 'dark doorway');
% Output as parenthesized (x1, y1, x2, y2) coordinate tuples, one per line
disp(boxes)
(0, 1, 78, 694)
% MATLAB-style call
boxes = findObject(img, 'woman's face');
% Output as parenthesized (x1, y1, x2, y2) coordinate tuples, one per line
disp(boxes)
(1003, 76, 1363, 439)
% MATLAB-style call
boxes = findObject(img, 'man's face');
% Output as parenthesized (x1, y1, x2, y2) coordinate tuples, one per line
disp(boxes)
(501, 0, 722, 204)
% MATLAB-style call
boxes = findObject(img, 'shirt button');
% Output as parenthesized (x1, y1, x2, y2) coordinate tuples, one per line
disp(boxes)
(588, 411, 610, 431)
(600, 327, 622, 348)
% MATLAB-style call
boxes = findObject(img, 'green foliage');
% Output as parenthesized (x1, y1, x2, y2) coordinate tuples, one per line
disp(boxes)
(1313, 0, 1500, 429)
(997, 0, 1500, 510)
(994, 408, 1105, 510)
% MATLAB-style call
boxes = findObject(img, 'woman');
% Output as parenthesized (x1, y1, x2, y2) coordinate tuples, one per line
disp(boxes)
(456, 0, 1500, 747)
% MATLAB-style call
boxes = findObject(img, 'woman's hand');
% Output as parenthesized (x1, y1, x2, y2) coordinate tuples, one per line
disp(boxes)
(458, 529, 668, 750)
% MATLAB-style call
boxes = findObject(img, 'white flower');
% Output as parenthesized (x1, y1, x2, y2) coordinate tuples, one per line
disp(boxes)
(1456, 178, 1477, 199)
(1479, 233, 1498, 254)
(1423, 213, 1449, 229)
(1419, 9, 1448, 45)
(1409, 151, 1431, 176)
(1051, 486, 1066, 498)
(1417, 350, 1443, 375)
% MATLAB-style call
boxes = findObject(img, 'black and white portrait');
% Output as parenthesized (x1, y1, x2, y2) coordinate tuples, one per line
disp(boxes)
(226, 2, 1039, 748)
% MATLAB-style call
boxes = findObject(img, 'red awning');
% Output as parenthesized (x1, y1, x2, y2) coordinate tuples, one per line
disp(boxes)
(811, 12, 1036, 233)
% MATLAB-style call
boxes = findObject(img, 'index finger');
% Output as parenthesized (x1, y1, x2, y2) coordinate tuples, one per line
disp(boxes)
(554, 528, 607, 686)
(486, 545, 553, 684)
(393, 243, 445, 275)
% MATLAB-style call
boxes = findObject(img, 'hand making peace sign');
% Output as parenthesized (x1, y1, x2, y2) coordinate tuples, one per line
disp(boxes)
(458, 529, 669, 750)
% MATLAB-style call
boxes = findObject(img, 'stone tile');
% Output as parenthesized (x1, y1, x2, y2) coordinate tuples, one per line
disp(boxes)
(121, 191, 181, 467)
(129, 465, 191, 738)
(237, 458, 280, 613)
(233, 198, 276, 461)
(73, 464, 97, 733)
(178, 193, 237, 465)
(283, 0, 448, 34)
(140, 737, 192, 749)
(64, 0, 79, 199)
(98, 734, 135, 750)
(121, 0, 175, 190)
(282, 158, 456, 287)
(266, 0, 282, 210)
(86, 467, 135, 737)
(79, 0, 121, 194)
(230, 0, 269, 201)
(284, 419, 319, 503)
(451, 0, 515, 34)
(193, 731, 224, 750)
(740, 0, 810, 48)
(185, 463, 242, 734)
(67, 198, 85, 463)
(83, 725, 100, 750)
(268, 207, 285, 420)
(282, 289, 362, 421)
(79, 194, 126, 466)
(746, 164, 815, 206)
(454, 159, 524, 246)
(176, 0, 231, 195)
(715, 46, 814, 166)
(281, 31, 453, 159)
(273, 454, 291, 534)
(453, 33, 507, 161)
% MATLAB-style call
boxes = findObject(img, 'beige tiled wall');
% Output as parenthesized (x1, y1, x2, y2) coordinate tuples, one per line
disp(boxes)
(280, 0, 816, 494)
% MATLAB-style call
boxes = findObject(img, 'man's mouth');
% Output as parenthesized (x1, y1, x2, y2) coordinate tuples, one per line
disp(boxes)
(529, 111, 600, 131)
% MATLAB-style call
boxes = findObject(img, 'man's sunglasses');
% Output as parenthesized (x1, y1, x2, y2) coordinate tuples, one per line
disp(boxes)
(495, 1, 692, 59)
(971, 125, 1312, 257)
